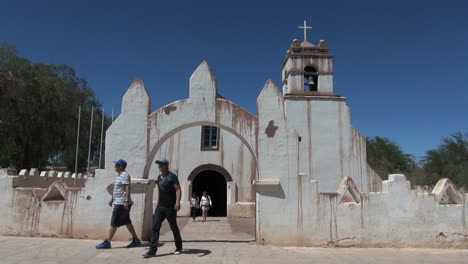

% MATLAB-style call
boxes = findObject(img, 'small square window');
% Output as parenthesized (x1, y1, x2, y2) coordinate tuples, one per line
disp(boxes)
(201, 126, 219, 150)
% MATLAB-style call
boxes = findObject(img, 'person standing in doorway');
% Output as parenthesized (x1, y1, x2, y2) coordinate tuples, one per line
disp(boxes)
(96, 159, 141, 249)
(190, 192, 200, 222)
(200, 191, 212, 222)
(143, 158, 183, 258)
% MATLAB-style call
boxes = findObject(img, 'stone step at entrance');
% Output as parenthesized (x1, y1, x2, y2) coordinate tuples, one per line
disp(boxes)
(157, 217, 255, 242)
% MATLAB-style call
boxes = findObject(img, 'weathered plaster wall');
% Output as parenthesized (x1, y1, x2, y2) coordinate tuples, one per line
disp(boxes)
(144, 61, 258, 217)
(258, 174, 468, 248)
(145, 63, 258, 182)
(0, 169, 152, 241)
(284, 97, 369, 193)
(256, 80, 301, 244)
(256, 78, 466, 248)
(151, 126, 256, 217)
(348, 126, 370, 192)
(367, 164, 383, 192)
(105, 79, 151, 178)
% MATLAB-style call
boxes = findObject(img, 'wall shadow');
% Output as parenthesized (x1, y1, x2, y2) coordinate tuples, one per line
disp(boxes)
(255, 183, 285, 199)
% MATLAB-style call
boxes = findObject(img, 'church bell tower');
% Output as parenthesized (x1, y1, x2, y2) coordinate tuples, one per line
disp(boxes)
(282, 21, 334, 96)
(280, 21, 367, 193)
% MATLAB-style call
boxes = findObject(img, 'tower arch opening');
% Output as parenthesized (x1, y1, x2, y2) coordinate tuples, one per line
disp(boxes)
(304, 65, 318, 91)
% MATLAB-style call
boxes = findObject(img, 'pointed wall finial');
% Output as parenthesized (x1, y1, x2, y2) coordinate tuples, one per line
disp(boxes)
(122, 78, 151, 114)
(189, 60, 218, 103)
(257, 79, 285, 117)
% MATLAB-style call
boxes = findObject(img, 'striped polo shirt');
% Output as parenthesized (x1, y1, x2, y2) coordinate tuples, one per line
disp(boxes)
(113, 171, 131, 205)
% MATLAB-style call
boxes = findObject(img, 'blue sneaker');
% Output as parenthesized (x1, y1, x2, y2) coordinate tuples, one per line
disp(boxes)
(126, 237, 141, 248)
(96, 240, 111, 249)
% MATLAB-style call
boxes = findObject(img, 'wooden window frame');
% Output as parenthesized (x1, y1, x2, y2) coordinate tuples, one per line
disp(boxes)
(201, 126, 220, 151)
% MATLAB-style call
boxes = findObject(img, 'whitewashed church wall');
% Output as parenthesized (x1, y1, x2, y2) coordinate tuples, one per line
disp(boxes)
(339, 102, 352, 187)
(284, 98, 370, 193)
(283, 99, 309, 177)
(256, 80, 301, 244)
(105, 79, 150, 179)
(348, 126, 371, 191)
(318, 75, 333, 93)
(145, 62, 258, 182)
(367, 165, 383, 192)
(309, 100, 345, 192)
(150, 126, 256, 217)
(284, 99, 340, 192)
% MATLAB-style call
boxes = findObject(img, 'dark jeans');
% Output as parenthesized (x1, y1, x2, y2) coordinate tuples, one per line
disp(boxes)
(150, 205, 182, 252)
(190, 207, 198, 219)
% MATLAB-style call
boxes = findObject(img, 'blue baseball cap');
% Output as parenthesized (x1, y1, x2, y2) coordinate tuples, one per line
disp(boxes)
(114, 159, 127, 168)
(155, 158, 169, 165)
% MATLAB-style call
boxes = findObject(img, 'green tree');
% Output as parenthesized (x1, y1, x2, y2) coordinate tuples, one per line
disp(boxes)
(366, 136, 415, 180)
(423, 132, 468, 188)
(0, 43, 110, 171)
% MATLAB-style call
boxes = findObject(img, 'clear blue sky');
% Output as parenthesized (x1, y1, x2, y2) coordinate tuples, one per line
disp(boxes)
(1, 0, 467, 159)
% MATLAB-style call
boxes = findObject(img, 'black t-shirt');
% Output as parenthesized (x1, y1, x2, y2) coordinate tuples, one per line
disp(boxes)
(156, 172, 180, 208)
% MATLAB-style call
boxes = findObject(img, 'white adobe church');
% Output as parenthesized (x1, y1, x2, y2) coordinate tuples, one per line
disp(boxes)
(0, 24, 466, 247)
(106, 29, 381, 218)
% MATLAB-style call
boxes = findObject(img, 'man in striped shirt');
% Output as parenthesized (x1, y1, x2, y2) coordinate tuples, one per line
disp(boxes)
(96, 159, 141, 249)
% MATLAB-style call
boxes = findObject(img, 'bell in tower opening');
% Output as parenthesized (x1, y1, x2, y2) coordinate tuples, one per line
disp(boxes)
(304, 66, 318, 91)
(281, 22, 335, 96)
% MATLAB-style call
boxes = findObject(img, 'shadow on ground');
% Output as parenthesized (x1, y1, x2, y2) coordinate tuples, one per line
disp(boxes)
(153, 248, 212, 257)
(171, 240, 254, 243)
(112, 242, 164, 249)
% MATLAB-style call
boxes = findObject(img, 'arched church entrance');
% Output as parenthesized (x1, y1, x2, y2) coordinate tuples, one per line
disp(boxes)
(192, 170, 227, 217)
(187, 164, 233, 217)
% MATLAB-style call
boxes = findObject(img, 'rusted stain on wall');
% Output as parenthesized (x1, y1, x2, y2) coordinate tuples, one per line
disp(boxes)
(8, 181, 82, 237)
(349, 127, 369, 191)
(60, 190, 79, 236)
(338, 102, 344, 179)
(220, 129, 225, 168)
(307, 100, 313, 180)
(167, 134, 175, 167)
(147, 100, 189, 160)
(249, 154, 257, 200)
(297, 173, 303, 244)
(176, 131, 182, 175)
(215, 99, 258, 152)
(265, 120, 278, 137)
(12, 188, 44, 235)
(237, 143, 245, 201)
(163, 105, 177, 115)
(360, 195, 366, 230)
(145, 98, 258, 180)
(317, 193, 339, 243)
(148, 99, 188, 122)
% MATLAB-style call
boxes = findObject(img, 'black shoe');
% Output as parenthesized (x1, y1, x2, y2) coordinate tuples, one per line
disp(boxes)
(126, 237, 141, 248)
(143, 250, 156, 258)
(174, 248, 182, 255)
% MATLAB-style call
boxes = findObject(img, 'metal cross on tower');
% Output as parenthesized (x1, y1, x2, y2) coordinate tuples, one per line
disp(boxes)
(298, 20, 312, 41)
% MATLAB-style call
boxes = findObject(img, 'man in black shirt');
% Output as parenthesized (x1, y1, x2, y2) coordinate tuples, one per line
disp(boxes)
(144, 158, 182, 258)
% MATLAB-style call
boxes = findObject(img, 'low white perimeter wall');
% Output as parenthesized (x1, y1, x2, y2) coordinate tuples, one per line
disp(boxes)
(258, 174, 468, 248)
(0, 170, 149, 241)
